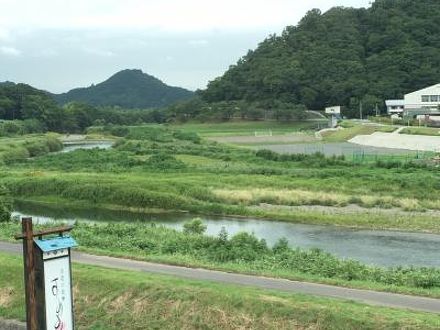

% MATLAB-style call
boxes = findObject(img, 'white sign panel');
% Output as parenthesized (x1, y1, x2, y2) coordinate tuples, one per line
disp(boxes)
(44, 256, 73, 330)
(325, 106, 341, 114)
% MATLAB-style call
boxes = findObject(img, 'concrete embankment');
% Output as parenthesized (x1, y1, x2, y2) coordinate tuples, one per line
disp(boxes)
(350, 132, 440, 152)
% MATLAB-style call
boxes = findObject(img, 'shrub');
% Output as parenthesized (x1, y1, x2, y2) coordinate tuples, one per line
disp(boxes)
(146, 152, 186, 170)
(256, 149, 279, 161)
(24, 141, 50, 157)
(172, 130, 201, 144)
(0, 185, 12, 222)
(183, 218, 207, 235)
(273, 237, 290, 254)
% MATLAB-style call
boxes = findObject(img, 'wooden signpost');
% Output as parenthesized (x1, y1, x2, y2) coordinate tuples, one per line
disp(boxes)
(15, 217, 77, 330)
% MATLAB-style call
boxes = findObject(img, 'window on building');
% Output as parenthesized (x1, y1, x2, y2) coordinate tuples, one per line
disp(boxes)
(422, 95, 430, 102)
(430, 95, 439, 102)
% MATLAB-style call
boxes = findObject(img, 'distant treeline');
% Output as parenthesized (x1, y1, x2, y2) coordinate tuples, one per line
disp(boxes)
(165, 97, 309, 122)
(0, 83, 166, 135)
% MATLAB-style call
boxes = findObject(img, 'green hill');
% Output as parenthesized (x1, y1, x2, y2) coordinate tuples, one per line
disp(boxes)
(54, 69, 194, 109)
(200, 0, 440, 117)
(0, 82, 59, 121)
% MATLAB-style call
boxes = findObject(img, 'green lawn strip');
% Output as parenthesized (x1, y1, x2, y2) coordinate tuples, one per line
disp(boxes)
(169, 121, 323, 137)
(400, 127, 440, 136)
(0, 253, 438, 330)
(321, 125, 396, 142)
(0, 222, 439, 299)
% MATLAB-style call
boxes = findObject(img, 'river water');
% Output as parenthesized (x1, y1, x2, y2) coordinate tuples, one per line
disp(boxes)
(12, 201, 440, 268)
(61, 141, 114, 153)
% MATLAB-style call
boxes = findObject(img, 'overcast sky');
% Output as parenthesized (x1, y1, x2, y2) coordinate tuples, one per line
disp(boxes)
(0, 0, 371, 93)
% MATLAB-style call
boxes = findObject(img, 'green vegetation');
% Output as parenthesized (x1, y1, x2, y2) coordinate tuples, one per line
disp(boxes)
(0, 83, 168, 134)
(1, 125, 440, 233)
(401, 127, 440, 136)
(168, 120, 324, 137)
(199, 0, 440, 118)
(0, 135, 62, 164)
(1, 253, 438, 329)
(321, 123, 396, 142)
(0, 221, 439, 298)
(0, 186, 11, 222)
(54, 69, 194, 108)
(166, 98, 311, 122)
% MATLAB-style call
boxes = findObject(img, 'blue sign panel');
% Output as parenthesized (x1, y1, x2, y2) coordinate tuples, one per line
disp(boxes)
(34, 236, 78, 253)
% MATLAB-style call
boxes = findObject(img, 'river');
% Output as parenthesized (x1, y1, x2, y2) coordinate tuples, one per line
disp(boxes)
(12, 201, 440, 268)
(61, 141, 114, 153)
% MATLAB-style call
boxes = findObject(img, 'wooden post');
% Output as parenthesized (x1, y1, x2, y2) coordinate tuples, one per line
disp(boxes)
(21, 217, 38, 330)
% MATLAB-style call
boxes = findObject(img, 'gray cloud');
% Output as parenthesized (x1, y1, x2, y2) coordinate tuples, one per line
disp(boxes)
(0, 1, 371, 93)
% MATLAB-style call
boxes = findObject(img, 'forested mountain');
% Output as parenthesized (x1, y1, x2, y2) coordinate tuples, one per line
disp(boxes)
(0, 82, 166, 134)
(200, 0, 440, 117)
(54, 69, 194, 109)
(0, 82, 61, 124)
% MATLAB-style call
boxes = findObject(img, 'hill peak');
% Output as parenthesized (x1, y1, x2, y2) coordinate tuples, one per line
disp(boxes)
(54, 69, 194, 109)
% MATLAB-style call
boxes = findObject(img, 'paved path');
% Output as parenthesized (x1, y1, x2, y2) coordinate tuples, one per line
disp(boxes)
(1, 241, 439, 314)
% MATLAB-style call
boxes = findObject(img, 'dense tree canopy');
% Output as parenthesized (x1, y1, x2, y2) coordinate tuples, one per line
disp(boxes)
(0, 83, 166, 134)
(200, 0, 440, 117)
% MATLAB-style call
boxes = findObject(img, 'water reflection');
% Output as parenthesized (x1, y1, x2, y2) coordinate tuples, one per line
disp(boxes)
(62, 141, 114, 153)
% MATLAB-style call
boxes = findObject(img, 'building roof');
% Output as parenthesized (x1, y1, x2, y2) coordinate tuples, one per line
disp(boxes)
(405, 83, 440, 97)
(385, 99, 404, 106)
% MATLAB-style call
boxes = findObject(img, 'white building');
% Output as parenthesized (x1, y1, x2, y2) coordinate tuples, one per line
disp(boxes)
(385, 83, 440, 117)
(404, 83, 440, 113)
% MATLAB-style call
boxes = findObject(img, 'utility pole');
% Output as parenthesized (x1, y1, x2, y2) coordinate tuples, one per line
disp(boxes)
(375, 103, 379, 117)
(359, 100, 363, 120)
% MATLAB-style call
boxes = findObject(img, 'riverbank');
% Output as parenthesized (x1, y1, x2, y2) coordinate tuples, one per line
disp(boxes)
(0, 222, 439, 298)
(12, 198, 440, 268)
(1, 253, 438, 329)
(8, 182, 440, 234)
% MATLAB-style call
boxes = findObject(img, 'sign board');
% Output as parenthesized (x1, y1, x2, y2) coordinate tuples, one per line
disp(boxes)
(325, 106, 341, 114)
(43, 249, 74, 330)
(35, 236, 77, 330)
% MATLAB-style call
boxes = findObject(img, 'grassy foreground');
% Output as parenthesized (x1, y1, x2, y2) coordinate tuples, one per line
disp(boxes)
(0, 253, 439, 330)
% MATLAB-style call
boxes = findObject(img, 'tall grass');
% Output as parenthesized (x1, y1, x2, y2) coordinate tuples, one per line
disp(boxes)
(1, 253, 438, 329)
(212, 188, 427, 211)
(0, 136, 62, 164)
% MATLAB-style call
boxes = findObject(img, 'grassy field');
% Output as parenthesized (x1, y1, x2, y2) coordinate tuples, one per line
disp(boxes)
(169, 120, 326, 137)
(400, 127, 440, 136)
(1, 253, 439, 329)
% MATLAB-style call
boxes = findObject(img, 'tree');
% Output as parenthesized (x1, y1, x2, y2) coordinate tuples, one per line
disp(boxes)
(0, 186, 12, 222)
(199, 0, 440, 116)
